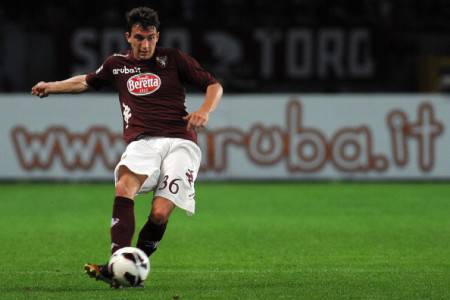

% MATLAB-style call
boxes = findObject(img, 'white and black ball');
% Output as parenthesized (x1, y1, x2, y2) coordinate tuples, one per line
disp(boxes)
(108, 247, 150, 287)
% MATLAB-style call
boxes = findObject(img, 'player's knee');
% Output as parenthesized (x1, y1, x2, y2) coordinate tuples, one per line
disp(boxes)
(115, 180, 135, 199)
(150, 209, 169, 225)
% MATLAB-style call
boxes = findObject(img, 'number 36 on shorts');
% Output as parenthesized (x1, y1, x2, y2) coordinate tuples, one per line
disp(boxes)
(158, 175, 181, 194)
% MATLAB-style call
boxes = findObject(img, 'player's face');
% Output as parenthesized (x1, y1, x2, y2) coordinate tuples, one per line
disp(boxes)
(126, 25, 159, 60)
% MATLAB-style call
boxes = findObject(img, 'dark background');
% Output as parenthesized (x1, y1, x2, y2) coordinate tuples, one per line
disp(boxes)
(1, 0, 450, 93)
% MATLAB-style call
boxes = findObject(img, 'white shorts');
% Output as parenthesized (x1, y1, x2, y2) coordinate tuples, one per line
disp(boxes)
(114, 137, 201, 215)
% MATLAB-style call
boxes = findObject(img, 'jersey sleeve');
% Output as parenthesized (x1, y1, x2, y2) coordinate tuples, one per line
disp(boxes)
(174, 49, 218, 91)
(85, 57, 114, 90)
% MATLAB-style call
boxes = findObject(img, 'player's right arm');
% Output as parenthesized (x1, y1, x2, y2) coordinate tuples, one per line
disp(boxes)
(31, 75, 89, 98)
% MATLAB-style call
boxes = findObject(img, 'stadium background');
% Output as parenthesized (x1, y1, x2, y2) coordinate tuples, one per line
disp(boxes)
(2, 0, 450, 93)
(1, 1, 450, 299)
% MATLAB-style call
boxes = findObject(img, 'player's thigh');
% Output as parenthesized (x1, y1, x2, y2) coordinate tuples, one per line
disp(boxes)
(115, 166, 148, 198)
(154, 140, 201, 214)
(159, 140, 201, 190)
(114, 139, 163, 194)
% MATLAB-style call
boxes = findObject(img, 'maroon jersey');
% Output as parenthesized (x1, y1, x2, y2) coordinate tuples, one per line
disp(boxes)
(86, 47, 217, 144)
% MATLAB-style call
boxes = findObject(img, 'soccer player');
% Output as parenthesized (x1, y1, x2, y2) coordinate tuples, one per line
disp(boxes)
(31, 7, 223, 287)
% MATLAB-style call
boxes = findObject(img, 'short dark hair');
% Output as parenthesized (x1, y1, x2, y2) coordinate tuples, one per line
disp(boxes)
(126, 7, 160, 32)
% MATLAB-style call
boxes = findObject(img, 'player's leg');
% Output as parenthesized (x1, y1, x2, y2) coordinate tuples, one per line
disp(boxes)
(136, 138, 201, 256)
(109, 138, 163, 253)
(136, 196, 175, 256)
(111, 166, 147, 253)
(85, 166, 147, 287)
(85, 138, 163, 287)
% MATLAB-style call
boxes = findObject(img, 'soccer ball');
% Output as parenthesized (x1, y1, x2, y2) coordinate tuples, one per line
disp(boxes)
(108, 247, 150, 287)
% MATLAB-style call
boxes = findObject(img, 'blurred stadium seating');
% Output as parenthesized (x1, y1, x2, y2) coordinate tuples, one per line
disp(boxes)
(1, 0, 450, 93)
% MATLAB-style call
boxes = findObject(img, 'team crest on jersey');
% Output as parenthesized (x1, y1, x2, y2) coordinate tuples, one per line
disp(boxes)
(127, 73, 161, 96)
(156, 56, 168, 68)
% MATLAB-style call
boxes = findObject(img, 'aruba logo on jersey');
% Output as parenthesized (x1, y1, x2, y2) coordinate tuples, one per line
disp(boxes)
(127, 73, 161, 96)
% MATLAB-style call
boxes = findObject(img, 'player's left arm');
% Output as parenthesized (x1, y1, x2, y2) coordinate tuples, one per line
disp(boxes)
(183, 82, 223, 131)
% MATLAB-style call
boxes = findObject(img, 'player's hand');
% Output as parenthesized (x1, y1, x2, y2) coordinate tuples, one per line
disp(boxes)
(183, 110, 209, 131)
(31, 81, 50, 98)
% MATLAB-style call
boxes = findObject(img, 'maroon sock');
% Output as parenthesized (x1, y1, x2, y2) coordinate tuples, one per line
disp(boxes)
(136, 218, 168, 257)
(111, 196, 135, 254)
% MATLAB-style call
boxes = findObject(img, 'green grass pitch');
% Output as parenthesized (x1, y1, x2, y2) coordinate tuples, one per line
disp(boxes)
(0, 182, 449, 299)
